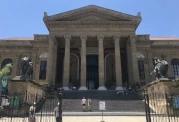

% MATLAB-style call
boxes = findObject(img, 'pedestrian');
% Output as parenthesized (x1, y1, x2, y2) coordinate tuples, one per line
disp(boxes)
(29, 102, 36, 122)
(87, 98, 92, 111)
(54, 102, 61, 122)
(81, 97, 86, 112)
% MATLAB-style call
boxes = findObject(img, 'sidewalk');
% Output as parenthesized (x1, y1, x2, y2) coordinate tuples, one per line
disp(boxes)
(63, 116, 146, 122)
(0, 116, 146, 122)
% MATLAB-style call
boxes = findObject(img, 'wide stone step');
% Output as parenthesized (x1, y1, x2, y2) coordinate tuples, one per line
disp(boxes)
(62, 91, 142, 100)
(40, 91, 144, 113)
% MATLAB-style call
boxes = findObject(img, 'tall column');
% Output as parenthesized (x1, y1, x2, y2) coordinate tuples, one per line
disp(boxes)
(130, 35, 140, 84)
(79, 35, 88, 90)
(113, 36, 123, 90)
(97, 35, 106, 90)
(32, 50, 37, 81)
(52, 42, 58, 84)
(62, 35, 71, 90)
(46, 34, 56, 85)
(146, 49, 153, 83)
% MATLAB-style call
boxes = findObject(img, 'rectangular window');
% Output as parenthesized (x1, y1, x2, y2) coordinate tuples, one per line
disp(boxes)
(39, 61, 47, 80)
(138, 60, 145, 80)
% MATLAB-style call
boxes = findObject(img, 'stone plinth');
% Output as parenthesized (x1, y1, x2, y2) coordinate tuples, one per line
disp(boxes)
(142, 78, 179, 115)
(9, 76, 45, 104)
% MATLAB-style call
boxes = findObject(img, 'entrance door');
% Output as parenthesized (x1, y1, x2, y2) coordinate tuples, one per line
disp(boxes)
(86, 55, 99, 89)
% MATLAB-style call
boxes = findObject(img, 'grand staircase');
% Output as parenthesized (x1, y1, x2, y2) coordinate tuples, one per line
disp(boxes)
(62, 90, 144, 112)
(38, 90, 145, 116)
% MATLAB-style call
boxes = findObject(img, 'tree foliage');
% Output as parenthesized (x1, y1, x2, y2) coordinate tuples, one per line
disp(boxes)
(0, 63, 12, 79)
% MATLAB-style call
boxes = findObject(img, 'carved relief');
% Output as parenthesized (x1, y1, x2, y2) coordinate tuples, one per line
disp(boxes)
(136, 52, 145, 59)
(39, 53, 48, 59)
(76, 16, 108, 21)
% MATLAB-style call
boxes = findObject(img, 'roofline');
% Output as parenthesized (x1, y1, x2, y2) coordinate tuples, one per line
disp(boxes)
(1, 37, 179, 41)
(43, 5, 141, 22)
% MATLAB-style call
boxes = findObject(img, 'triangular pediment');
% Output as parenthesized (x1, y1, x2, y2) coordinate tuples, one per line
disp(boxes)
(43, 5, 141, 22)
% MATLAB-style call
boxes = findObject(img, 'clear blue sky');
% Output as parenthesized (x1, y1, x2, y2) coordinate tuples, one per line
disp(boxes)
(0, 0, 178, 38)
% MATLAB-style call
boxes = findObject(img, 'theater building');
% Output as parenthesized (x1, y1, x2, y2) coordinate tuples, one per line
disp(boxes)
(0, 5, 179, 90)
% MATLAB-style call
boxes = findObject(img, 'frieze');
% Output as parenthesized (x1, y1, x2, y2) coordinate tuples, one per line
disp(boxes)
(46, 21, 138, 29)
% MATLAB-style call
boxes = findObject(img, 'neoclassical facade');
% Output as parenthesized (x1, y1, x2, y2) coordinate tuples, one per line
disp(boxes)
(0, 5, 179, 90)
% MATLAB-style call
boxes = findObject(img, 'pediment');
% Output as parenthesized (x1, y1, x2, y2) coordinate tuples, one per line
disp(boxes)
(44, 5, 141, 22)
(75, 15, 109, 21)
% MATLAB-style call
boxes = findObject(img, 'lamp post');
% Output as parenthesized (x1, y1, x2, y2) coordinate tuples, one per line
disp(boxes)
(57, 88, 63, 122)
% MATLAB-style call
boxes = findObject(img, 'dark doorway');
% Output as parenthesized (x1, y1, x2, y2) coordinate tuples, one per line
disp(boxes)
(56, 48, 64, 87)
(86, 55, 99, 89)
(121, 52, 128, 86)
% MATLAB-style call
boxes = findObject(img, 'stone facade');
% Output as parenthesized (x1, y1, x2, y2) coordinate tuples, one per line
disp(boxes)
(0, 5, 179, 90)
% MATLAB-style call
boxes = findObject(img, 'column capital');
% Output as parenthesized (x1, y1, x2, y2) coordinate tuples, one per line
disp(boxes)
(80, 35, 87, 41)
(64, 35, 71, 40)
(49, 34, 57, 45)
(130, 35, 136, 39)
(97, 35, 104, 40)
(113, 35, 120, 40)
(48, 34, 55, 40)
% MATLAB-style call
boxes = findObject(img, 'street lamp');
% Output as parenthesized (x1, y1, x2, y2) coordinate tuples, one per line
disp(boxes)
(57, 88, 63, 122)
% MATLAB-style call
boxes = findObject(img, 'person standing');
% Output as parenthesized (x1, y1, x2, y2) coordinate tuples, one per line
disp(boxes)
(54, 102, 62, 122)
(87, 98, 92, 111)
(81, 97, 86, 112)
(29, 102, 36, 122)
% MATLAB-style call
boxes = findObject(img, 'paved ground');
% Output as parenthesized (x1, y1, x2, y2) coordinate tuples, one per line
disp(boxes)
(0, 116, 178, 122)
(0, 116, 146, 122)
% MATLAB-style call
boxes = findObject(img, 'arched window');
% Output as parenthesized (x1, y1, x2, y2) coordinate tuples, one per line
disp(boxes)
(171, 58, 179, 77)
(1, 58, 13, 69)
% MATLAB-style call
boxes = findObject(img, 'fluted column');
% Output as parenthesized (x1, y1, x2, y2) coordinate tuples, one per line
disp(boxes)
(130, 35, 140, 84)
(46, 34, 56, 85)
(62, 35, 71, 90)
(113, 36, 123, 90)
(79, 35, 88, 90)
(97, 35, 106, 90)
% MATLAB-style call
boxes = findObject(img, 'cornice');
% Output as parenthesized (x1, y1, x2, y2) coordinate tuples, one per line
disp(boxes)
(151, 45, 179, 49)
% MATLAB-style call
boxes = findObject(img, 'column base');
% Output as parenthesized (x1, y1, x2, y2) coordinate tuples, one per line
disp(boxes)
(116, 86, 123, 90)
(63, 86, 69, 90)
(79, 86, 88, 90)
(98, 86, 107, 90)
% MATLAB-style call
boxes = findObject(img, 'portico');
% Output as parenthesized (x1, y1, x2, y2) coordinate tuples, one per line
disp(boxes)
(44, 5, 141, 90)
